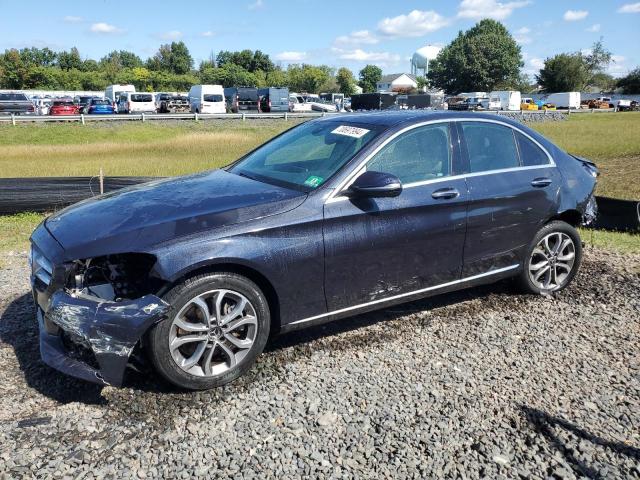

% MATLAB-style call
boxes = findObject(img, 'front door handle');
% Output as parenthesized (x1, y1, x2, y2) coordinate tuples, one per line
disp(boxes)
(431, 187, 460, 200)
(531, 177, 552, 188)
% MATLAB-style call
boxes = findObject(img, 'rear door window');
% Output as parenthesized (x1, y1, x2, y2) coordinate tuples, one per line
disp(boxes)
(461, 122, 520, 173)
(367, 123, 452, 184)
(131, 94, 153, 102)
(204, 94, 223, 102)
(515, 132, 550, 166)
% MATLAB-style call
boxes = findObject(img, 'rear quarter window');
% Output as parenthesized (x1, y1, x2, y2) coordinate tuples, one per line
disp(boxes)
(516, 131, 550, 166)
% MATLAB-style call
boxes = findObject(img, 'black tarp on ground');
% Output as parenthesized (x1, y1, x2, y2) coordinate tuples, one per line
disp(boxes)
(0, 177, 158, 214)
(590, 196, 640, 233)
(1, 177, 639, 233)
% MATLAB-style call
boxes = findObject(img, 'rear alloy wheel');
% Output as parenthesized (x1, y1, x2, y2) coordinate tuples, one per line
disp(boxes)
(148, 272, 270, 390)
(518, 220, 582, 295)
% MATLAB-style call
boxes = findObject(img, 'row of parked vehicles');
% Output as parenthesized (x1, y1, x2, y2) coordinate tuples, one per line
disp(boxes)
(445, 91, 638, 111)
(0, 85, 350, 116)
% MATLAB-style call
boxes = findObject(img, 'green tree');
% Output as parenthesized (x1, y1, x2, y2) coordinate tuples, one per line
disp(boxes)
(148, 42, 193, 74)
(216, 50, 274, 73)
(336, 67, 356, 95)
(617, 67, 640, 93)
(20, 47, 57, 67)
(537, 40, 612, 92)
(358, 65, 382, 93)
(0, 49, 28, 88)
(428, 20, 521, 93)
(200, 64, 258, 87)
(57, 47, 82, 71)
(588, 72, 617, 92)
(536, 53, 589, 92)
(287, 64, 332, 93)
(100, 50, 143, 70)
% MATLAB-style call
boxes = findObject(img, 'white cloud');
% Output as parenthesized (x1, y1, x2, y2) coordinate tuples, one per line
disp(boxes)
(333, 47, 402, 65)
(514, 26, 532, 44)
(377, 10, 449, 38)
(529, 58, 545, 70)
(586, 23, 601, 32)
(618, 3, 640, 13)
(159, 30, 183, 40)
(274, 51, 307, 62)
(563, 10, 589, 21)
(457, 0, 531, 21)
(63, 15, 83, 23)
(334, 30, 379, 46)
(201, 31, 215, 37)
(609, 55, 627, 75)
(89, 22, 124, 34)
(248, 0, 264, 10)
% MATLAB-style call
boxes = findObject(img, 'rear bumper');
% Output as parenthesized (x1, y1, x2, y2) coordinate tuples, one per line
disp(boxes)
(35, 288, 169, 386)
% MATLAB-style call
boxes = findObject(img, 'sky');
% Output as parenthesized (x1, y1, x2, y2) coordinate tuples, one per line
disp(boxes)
(1, 0, 638, 77)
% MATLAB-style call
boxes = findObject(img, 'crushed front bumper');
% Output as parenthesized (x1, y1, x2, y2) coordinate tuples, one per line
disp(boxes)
(36, 289, 168, 386)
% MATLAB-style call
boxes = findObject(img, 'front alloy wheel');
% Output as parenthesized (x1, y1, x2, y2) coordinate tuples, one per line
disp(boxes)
(148, 272, 270, 390)
(169, 289, 258, 377)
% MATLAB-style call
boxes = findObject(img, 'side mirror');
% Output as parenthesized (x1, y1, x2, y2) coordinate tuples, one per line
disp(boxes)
(346, 171, 402, 198)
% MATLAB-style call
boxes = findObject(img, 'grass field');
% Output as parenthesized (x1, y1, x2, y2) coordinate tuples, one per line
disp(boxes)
(0, 113, 638, 199)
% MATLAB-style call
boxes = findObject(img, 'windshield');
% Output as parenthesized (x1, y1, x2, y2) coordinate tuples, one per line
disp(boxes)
(131, 94, 153, 102)
(229, 121, 381, 191)
(0, 93, 28, 101)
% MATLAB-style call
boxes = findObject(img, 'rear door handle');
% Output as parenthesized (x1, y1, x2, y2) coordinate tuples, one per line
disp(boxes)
(431, 187, 460, 200)
(531, 177, 552, 188)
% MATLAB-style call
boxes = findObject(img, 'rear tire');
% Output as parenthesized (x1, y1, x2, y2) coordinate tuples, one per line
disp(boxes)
(517, 220, 582, 295)
(147, 272, 270, 390)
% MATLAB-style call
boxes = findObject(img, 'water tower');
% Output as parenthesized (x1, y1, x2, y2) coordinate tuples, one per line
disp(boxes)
(411, 45, 441, 77)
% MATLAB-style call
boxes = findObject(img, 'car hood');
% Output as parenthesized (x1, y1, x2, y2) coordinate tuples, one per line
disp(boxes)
(45, 169, 306, 259)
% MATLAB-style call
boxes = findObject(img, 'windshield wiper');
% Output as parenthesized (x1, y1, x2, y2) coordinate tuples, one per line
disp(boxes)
(236, 171, 258, 182)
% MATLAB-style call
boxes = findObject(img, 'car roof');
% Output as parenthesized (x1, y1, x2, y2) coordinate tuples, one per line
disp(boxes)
(318, 111, 524, 129)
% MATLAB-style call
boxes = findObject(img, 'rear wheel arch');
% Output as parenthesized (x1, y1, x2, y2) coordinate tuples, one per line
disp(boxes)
(547, 209, 582, 227)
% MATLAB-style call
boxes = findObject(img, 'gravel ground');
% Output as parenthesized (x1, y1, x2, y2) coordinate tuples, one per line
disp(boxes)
(0, 247, 638, 479)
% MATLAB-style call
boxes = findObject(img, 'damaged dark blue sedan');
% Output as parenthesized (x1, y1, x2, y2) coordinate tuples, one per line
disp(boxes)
(30, 112, 598, 390)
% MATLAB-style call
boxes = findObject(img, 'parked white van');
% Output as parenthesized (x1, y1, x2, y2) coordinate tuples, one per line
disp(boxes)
(488, 91, 521, 111)
(188, 85, 226, 114)
(545, 92, 581, 110)
(105, 84, 136, 112)
(117, 92, 156, 114)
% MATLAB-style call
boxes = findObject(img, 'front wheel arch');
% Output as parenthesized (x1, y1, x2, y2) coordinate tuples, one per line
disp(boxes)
(159, 262, 281, 334)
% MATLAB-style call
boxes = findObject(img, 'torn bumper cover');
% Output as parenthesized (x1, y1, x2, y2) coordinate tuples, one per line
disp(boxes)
(37, 290, 168, 386)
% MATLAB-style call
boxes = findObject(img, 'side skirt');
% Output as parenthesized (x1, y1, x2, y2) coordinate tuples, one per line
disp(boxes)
(280, 264, 520, 333)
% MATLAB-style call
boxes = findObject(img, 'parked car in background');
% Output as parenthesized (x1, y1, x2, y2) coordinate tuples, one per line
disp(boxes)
(73, 95, 94, 112)
(156, 93, 190, 113)
(0, 91, 36, 115)
(289, 94, 312, 112)
(258, 87, 290, 112)
(188, 85, 226, 114)
(117, 92, 156, 114)
(521, 98, 539, 111)
(49, 98, 80, 115)
(545, 92, 581, 110)
(616, 99, 633, 111)
(85, 97, 115, 115)
(449, 97, 485, 111)
(32, 97, 52, 115)
(105, 84, 136, 112)
(596, 96, 614, 108)
(489, 91, 521, 111)
(320, 93, 345, 111)
(30, 111, 598, 390)
(224, 87, 259, 113)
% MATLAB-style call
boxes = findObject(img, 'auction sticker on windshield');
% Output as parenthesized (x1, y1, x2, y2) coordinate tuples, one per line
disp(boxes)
(331, 125, 370, 138)
(303, 176, 324, 188)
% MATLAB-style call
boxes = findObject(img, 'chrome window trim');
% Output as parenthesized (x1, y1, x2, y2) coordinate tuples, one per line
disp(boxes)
(325, 117, 555, 204)
(289, 263, 519, 326)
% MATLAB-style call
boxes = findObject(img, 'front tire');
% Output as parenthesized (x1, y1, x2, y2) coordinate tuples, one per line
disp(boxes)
(517, 220, 582, 295)
(147, 272, 270, 390)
